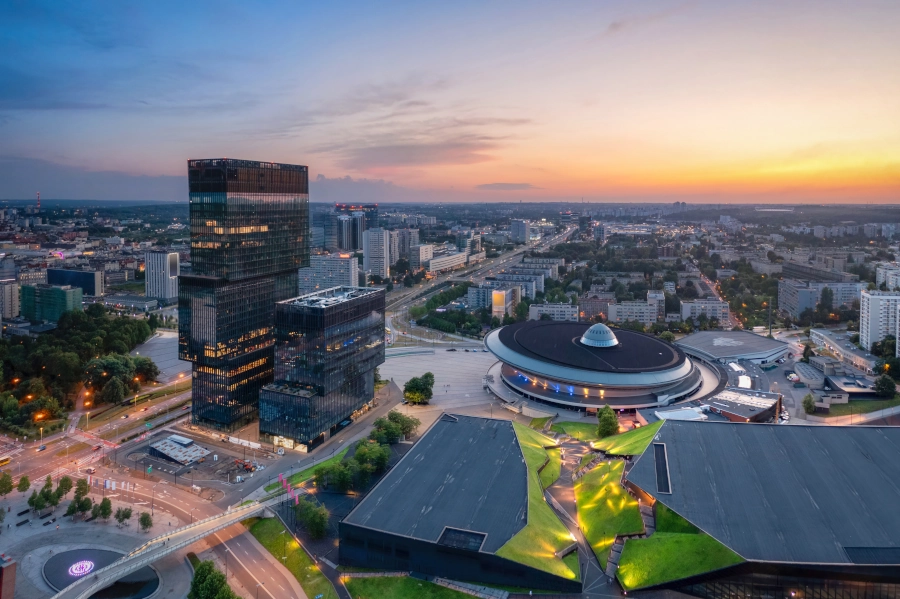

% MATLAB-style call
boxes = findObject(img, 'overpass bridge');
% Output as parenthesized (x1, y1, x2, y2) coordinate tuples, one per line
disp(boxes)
(51, 496, 283, 599)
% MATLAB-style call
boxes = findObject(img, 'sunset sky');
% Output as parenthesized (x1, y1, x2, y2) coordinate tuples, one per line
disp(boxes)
(1, 1, 898, 203)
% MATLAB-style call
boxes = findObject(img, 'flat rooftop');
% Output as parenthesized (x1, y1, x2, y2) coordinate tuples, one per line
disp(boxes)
(284, 286, 381, 308)
(675, 330, 787, 360)
(497, 321, 684, 373)
(626, 421, 900, 564)
(343, 414, 527, 553)
(150, 436, 211, 465)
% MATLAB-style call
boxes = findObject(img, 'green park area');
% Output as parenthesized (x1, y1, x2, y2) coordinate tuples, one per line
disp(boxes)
(245, 517, 338, 599)
(616, 503, 742, 590)
(593, 421, 663, 456)
(495, 424, 580, 581)
(529, 416, 551, 430)
(574, 460, 644, 567)
(540, 447, 561, 488)
(549, 421, 600, 442)
(820, 397, 900, 418)
(263, 447, 350, 493)
(344, 576, 471, 599)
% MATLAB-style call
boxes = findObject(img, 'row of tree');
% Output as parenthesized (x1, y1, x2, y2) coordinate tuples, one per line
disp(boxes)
(314, 439, 392, 493)
(189, 560, 239, 599)
(369, 410, 421, 444)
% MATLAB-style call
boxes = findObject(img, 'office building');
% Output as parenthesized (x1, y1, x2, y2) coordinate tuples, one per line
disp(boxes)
(298, 254, 359, 294)
(21, 284, 82, 322)
(491, 286, 521, 319)
(144, 251, 179, 304)
(363, 228, 390, 278)
(179, 158, 309, 430)
(425, 251, 468, 274)
(680, 299, 730, 324)
(529, 303, 579, 322)
(409, 244, 434, 271)
(334, 203, 378, 229)
(859, 290, 900, 352)
(395, 228, 420, 259)
(259, 287, 385, 452)
(47, 268, 104, 296)
(309, 225, 325, 249)
(0, 279, 19, 319)
(510, 219, 529, 243)
(17, 269, 47, 286)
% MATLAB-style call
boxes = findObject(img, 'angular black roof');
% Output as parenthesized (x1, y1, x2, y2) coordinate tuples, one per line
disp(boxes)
(497, 321, 684, 373)
(626, 421, 900, 564)
(343, 414, 527, 553)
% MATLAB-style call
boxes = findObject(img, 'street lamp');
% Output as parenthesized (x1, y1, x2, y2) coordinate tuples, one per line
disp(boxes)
(256, 583, 264, 599)
(280, 529, 286, 560)
(190, 507, 197, 524)
(39, 427, 43, 445)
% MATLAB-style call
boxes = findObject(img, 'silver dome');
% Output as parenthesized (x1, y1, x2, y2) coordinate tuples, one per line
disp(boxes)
(580, 323, 619, 348)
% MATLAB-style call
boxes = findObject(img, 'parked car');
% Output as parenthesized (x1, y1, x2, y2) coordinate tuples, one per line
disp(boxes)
(36, 444, 46, 452)
(92, 445, 102, 451)
(85, 467, 96, 474)
(446, 348, 457, 352)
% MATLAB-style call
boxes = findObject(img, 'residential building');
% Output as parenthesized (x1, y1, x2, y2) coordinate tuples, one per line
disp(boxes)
(749, 260, 783, 275)
(782, 261, 859, 283)
(529, 303, 579, 321)
(259, 287, 385, 452)
(388, 230, 400, 266)
(876, 262, 900, 289)
(0, 279, 19, 319)
(425, 251, 468, 274)
(144, 251, 179, 304)
(334, 204, 378, 229)
(395, 228, 420, 259)
(510, 219, 529, 243)
(579, 291, 616, 321)
(491, 286, 521, 319)
(47, 268, 104, 296)
(778, 279, 866, 319)
(409, 244, 434, 271)
(494, 272, 544, 295)
(648, 291, 665, 321)
(859, 290, 900, 351)
(298, 254, 359, 294)
(680, 299, 730, 324)
(363, 228, 390, 278)
(21, 284, 82, 322)
(506, 266, 555, 281)
(607, 294, 663, 327)
(179, 158, 309, 431)
(483, 277, 536, 300)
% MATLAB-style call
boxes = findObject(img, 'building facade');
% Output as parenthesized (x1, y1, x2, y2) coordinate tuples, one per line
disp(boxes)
(298, 254, 358, 294)
(859, 290, 900, 352)
(259, 287, 385, 451)
(425, 251, 468, 274)
(21, 284, 82, 322)
(178, 158, 309, 430)
(334, 203, 378, 229)
(680, 299, 730, 324)
(529, 303, 579, 321)
(47, 269, 104, 297)
(363, 228, 391, 278)
(0, 279, 19, 319)
(409, 244, 434, 271)
(144, 251, 179, 304)
(510, 219, 529, 243)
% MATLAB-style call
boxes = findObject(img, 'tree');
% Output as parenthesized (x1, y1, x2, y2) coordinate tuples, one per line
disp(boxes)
(386, 410, 420, 438)
(133, 356, 160, 382)
(101, 377, 126, 405)
(17, 475, 30, 495)
(801, 344, 814, 363)
(75, 478, 90, 499)
(0, 471, 13, 500)
(65, 499, 79, 520)
(98, 497, 113, 520)
(295, 497, 330, 540)
(802, 393, 816, 414)
(597, 405, 619, 438)
(139, 511, 153, 532)
(57, 475, 73, 498)
(33, 492, 47, 513)
(874, 375, 897, 398)
(115, 507, 133, 526)
(819, 287, 834, 311)
(188, 560, 215, 599)
(0, 508, 5, 526)
(659, 331, 676, 343)
(91, 502, 102, 520)
(78, 496, 93, 520)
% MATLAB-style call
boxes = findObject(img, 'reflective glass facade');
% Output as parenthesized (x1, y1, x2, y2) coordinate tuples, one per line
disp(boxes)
(259, 287, 385, 449)
(179, 159, 309, 430)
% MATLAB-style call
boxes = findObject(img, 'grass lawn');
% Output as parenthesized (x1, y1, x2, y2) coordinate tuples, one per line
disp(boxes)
(579, 453, 596, 469)
(344, 576, 471, 599)
(529, 416, 551, 430)
(821, 396, 900, 417)
(55, 441, 90, 458)
(245, 517, 338, 599)
(263, 447, 350, 492)
(81, 380, 192, 430)
(540, 447, 561, 488)
(574, 461, 644, 568)
(186, 552, 201, 568)
(655, 503, 700, 534)
(616, 533, 743, 590)
(496, 424, 579, 581)
(550, 421, 600, 442)
(593, 421, 663, 456)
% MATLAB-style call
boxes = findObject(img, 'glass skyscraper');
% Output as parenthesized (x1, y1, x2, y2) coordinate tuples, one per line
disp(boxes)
(259, 286, 385, 451)
(178, 158, 309, 430)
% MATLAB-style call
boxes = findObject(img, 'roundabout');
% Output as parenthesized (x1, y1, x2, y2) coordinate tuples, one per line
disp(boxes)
(43, 548, 159, 599)
(484, 321, 707, 410)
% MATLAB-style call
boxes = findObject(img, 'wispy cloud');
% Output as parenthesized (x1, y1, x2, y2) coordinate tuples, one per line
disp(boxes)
(476, 182, 539, 191)
(337, 138, 498, 170)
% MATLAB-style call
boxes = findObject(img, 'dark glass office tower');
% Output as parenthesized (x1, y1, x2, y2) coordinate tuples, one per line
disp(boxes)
(179, 158, 309, 430)
(259, 286, 385, 452)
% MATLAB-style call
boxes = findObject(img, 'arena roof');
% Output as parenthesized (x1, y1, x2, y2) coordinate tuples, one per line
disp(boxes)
(343, 414, 527, 553)
(675, 330, 787, 361)
(496, 321, 684, 373)
(626, 421, 900, 565)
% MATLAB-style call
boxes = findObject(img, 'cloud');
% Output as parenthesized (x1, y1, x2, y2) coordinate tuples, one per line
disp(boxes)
(596, 2, 694, 39)
(476, 183, 539, 191)
(336, 138, 499, 170)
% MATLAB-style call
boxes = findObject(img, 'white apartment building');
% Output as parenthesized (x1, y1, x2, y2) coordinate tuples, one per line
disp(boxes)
(608, 294, 663, 327)
(859, 290, 900, 351)
(528, 303, 579, 322)
(409, 244, 434, 271)
(144, 250, 179, 304)
(363, 228, 390, 278)
(396, 228, 420, 259)
(0, 279, 20, 318)
(510, 220, 530, 243)
(298, 254, 359, 293)
(494, 272, 544, 295)
(388, 231, 400, 266)
(680, 299, 730, 324)
(425, 251, 468, 274)
(482, 278, 536, 300)
(876, 263, 900, 289)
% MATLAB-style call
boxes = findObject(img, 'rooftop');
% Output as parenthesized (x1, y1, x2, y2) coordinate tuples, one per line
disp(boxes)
(497, 321, 684, 373)
(626, 421, 900, 565)
(284, 286, 381, 308)
(150, 435, 211, 465)
(675, 330, 787, 360)
(343, 414, 527, 553)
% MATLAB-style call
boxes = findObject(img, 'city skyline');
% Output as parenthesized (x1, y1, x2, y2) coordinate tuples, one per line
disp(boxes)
(1, 1, 898, 204)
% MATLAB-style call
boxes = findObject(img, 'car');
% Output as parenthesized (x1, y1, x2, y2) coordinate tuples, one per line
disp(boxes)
(140, 407, 148, 412)
(85, 467, 96, 474)
(446, 348, 457, 352)
(182, 405, 190, 410)
(464, 349, 470, 352)
(37, 444, 46, 452)
(121, 414, 129, 419)
(92, 445, 102, 451)
(482, 349, 489, 352)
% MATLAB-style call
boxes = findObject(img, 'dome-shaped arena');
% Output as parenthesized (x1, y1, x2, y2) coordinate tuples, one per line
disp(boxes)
(483, 321, 703, 410)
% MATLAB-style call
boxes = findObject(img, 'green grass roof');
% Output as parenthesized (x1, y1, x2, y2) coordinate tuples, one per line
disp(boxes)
(593, 420, 663, 455)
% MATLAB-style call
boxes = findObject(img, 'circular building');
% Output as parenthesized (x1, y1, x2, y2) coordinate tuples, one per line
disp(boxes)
(484, 321, 703, 410)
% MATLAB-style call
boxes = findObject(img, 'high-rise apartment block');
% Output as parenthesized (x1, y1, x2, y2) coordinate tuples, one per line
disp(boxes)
(144, 251, 179, 304)
(510, 219, 529, 243)
(298, 254, 359, 294)
(409, 244, 434, 271)
(859, 290, 900, 352)
(334, 203, 378, 229)
(0, 279, 19, 319)
(528, 303, 579, 322)
(21, 284, 82, 322)
(395, 228, 420, 259)
(259, 287, 385, 451)
(363, 228, 390, 278)
(179, 158, 309, 430)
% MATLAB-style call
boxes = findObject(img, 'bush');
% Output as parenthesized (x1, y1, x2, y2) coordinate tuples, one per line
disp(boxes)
(139, 511, 153, 532)
(403, 373, 435, 405)
(597, 405, 619, 438)
(294, 498, 330, 540)
(874, 375, 897, 398)
(802, 393, 816, 414)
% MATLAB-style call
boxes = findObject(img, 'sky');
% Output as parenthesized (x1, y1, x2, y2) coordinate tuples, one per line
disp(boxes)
(1, 0, 898, 203)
